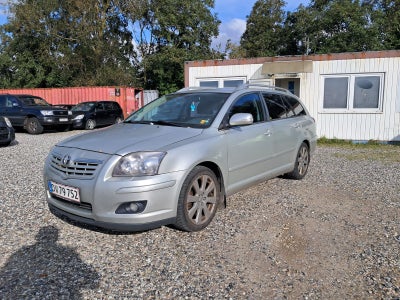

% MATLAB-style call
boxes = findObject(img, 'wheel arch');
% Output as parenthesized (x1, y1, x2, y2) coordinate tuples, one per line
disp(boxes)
(196, 161, 226, 208)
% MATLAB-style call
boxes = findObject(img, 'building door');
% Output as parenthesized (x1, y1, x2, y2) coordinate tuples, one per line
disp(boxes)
(275, 78, 300, 96)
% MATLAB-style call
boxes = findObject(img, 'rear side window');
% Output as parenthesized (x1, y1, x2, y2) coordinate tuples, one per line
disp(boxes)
(104, 102, 114, 110)
(112, 102, 121, 110)
(282, 95, 306, 116)
(262, 93, 288, 120)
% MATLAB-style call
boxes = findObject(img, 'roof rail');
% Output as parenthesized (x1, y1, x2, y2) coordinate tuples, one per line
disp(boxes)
(176, 86, 217, 93)
(236, 83, 293, 94)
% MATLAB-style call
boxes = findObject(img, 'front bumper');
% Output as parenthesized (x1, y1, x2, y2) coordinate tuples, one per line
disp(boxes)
(43, 149, 186, 231)
(42, 116, 72, 126)
(0, 126, 15, 145)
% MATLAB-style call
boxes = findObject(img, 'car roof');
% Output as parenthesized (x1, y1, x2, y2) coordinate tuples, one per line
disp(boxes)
(174, 84, 295, 96)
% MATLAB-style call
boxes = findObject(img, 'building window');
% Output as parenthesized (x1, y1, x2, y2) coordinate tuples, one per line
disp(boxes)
(197, 77, 246, 88)
(223, 79, 244, 88)
(322, 74, 383, 112)
(199, 81, 218, 88)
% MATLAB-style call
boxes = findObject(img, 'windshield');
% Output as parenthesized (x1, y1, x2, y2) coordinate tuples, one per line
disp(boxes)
(71, 102, 95, 112)
(20, 96, 50, 106)
(126, 92, 229, 128)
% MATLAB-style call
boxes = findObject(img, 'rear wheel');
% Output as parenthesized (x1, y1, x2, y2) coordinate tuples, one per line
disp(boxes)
(25, 117, 43, 134)
(175, 166, 220, 232)
(285, 142, 310, 180)
(85, 119, 96, 130)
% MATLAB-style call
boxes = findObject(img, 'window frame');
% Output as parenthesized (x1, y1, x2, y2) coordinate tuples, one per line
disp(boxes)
(197, 77, 246, 88)
(320, 73, 384, 113)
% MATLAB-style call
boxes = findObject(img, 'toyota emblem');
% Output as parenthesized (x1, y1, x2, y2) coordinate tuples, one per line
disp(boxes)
(62, 155, 71, 166)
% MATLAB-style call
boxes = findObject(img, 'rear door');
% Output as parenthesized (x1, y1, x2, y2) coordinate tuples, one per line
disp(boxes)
(262, 92, 303, 168)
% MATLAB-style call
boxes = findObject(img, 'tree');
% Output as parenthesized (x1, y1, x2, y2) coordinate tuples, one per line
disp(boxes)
(0, 0, 137, 88)
(127, 0, 221, 94)
(239, 0, 286, 58)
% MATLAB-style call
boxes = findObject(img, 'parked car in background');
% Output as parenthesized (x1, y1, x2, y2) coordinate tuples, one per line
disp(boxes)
(0, 94, 72, 134)
(44, 84, 317, 232)
(0, 116, 15, 146)
(71, 101, 124, 130)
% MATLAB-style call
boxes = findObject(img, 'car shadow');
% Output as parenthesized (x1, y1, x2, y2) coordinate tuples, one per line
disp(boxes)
(0, 226, 100, 298)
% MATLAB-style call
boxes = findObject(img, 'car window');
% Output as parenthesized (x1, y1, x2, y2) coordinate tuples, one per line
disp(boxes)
(0, 95, 6, 108)
(228, 93, 264, 123)
(262, 93, 288, 120)
(104, 102, 114, 110)
(19, 96, 50, 106)
(282, 95, 306, 116)
(111, 102, 120, 110)
(126, 92, 229, 128)
(96, 103, 105, 110)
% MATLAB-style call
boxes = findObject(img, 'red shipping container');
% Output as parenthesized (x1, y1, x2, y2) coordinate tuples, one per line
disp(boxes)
(0, 86, 144, 118)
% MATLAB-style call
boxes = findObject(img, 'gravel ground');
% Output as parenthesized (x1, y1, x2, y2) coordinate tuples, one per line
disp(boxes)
(0, 130, 399, 299)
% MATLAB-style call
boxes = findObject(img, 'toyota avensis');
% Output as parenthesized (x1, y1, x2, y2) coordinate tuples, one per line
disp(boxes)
(43, 84, 317, 232)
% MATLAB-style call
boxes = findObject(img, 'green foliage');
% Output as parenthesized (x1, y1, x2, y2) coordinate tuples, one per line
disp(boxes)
(240, 0, 286, 57)
(133, 0, 220, 93)
(0, 0, 220, 93)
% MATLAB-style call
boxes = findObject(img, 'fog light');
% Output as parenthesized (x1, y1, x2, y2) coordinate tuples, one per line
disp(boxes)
(115, 201, 147, 214)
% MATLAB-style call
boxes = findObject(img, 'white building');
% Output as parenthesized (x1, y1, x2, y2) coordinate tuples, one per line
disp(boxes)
(184, 50, 400, 143)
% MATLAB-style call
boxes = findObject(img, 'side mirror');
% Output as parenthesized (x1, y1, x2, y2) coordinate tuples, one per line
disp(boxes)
(229, 113, 253, 126)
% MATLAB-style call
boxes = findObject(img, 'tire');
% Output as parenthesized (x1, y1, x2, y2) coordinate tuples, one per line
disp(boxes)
(85, 119, 96, 130)
(115, 117, 123, 124)
(175, 166, 220, 232)
(25, 117, 43, 134)
(285, 142, 310, 180)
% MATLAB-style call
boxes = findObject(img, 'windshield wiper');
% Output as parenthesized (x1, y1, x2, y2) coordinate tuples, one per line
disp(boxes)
(149, 120, 183, 127)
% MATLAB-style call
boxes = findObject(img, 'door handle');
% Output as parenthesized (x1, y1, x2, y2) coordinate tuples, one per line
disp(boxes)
(291, 123, 301, 128)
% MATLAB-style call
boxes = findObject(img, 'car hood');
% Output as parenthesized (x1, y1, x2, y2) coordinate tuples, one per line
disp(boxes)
(57, 123, 203, 155)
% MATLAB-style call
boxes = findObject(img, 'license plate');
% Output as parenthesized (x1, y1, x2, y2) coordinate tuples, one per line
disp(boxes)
(59, 118, 68, 122)
(48, 181, 80, 203)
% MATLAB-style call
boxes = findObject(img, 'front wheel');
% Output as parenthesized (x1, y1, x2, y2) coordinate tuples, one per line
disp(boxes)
(175, 166, 220, 232)
(85, 119, 96, 130)
(285, 142, 310, 180)
(25, 117, 43, 134)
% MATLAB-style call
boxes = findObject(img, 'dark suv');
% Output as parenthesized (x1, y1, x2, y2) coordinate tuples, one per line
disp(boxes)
(71, 101, 124, 130)
(0, 94, 72, 134)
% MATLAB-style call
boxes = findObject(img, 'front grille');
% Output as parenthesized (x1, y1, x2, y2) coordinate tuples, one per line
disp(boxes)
(53, 110, 69, 116)
(50, 154, 102, 178)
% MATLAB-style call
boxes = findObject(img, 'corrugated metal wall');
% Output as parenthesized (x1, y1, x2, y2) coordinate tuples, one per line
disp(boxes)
(186, 53, 400, 142)
(0, 86, 144, 118)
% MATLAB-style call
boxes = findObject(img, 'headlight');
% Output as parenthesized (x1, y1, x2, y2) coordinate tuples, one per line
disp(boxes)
(73, 114, 84, 120)
(41, 110, 54, 116)
(113, 152, 166, 177)
(4, 117, 12, 127)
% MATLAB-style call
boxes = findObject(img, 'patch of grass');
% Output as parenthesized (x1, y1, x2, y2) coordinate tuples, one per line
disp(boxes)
(317, 137, 400, 163)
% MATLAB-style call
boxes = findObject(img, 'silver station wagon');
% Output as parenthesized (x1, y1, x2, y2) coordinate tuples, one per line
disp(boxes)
(43, 84, 317, 232)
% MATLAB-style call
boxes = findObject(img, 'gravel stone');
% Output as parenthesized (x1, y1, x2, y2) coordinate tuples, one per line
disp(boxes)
(0, 131, 399, 299)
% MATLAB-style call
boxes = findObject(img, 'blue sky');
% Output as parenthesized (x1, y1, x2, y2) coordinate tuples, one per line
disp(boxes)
(0, 0, 309, 48)
(212, 0, 309, 48)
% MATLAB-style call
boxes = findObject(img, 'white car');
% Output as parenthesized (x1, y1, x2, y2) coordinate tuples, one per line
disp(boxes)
(43, 84, 317, 232)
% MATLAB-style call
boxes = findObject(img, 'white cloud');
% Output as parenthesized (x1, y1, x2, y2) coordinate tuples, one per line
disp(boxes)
(212, 18, 247, 50)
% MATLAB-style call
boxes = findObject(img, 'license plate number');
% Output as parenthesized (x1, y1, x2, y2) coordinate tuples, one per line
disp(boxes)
(59, 118, 68, 122)
(48, 181, 80, 203)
